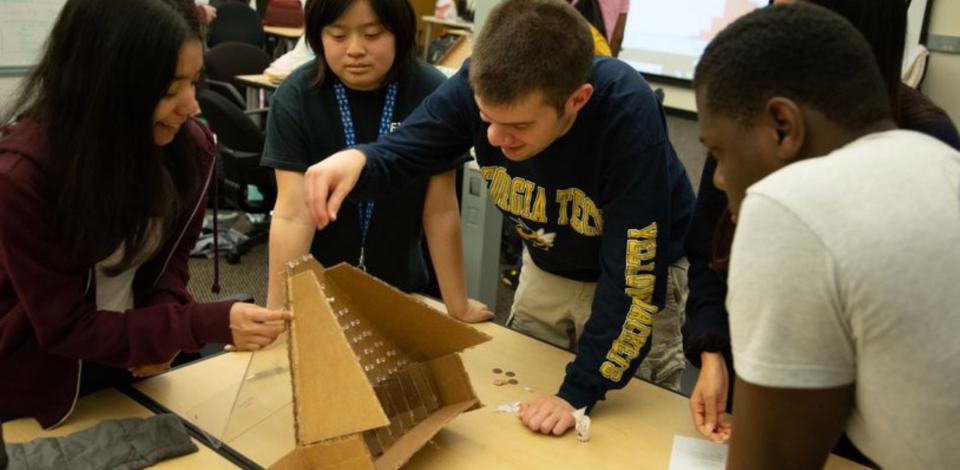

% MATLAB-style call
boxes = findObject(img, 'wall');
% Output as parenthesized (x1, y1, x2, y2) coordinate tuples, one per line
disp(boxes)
(922, 0, 960, 123)
(0, 75, 25, 113)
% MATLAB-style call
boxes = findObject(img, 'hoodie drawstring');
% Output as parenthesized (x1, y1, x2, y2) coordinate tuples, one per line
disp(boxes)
(211, 150, 222, 294)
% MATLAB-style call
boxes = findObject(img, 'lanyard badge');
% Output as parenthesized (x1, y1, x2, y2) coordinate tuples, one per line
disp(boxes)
(333, 80, 399, 271)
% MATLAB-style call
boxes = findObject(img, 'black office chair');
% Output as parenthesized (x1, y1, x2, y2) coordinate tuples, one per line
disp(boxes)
(198, 88, 276, 263)
(207, 2, 265, 48)
(204, 41, 273, 110)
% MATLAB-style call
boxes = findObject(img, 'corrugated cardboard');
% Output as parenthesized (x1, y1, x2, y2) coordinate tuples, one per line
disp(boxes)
(273, 257, 491, 469)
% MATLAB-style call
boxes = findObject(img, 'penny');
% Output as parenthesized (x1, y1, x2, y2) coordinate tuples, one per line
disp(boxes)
(492, 368, 503, 374)
(505, 371, 516, 377)
(493, 379, 507, 386)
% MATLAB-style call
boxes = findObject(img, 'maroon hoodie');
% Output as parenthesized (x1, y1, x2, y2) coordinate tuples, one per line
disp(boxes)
(0, 118, 234, 429)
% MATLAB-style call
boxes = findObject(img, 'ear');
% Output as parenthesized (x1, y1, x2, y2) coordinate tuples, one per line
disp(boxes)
(565, 84, 594, 115)
(765, 97, 804, 163)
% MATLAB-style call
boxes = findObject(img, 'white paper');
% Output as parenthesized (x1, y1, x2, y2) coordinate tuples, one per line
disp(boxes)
(495, 402, 520, 413)
(571, 407, 591, 442)
(668, 435, 728, 470)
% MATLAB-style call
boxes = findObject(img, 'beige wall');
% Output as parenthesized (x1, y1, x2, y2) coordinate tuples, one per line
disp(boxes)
(0, 75, 25, 113)
(922, 0, 960, 123)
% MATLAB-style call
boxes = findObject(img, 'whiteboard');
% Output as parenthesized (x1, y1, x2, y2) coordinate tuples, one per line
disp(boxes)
(904, 0, 932, 75)
(620, 0, 935, 84)
(0, 0, 68, 73)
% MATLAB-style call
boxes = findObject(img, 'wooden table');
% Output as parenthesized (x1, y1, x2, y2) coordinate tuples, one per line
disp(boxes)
(235, 73, 279, 109)
(263, 25, 303, 39)
(134, 296, 867, 469)
(420, 15, 473, 61)
(263, 25, 303, 58)
(2, 388, 236, 469)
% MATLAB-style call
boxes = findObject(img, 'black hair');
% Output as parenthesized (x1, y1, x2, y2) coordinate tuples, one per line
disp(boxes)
(694, 2, 891, 130)
(304, 0, 417, 86)
(804, 0, 906, 123)
(2, 0, 203, 275)
(469, 0, 594, 113)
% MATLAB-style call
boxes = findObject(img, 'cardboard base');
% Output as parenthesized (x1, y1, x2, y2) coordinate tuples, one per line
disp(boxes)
(278, 259, 490, 470)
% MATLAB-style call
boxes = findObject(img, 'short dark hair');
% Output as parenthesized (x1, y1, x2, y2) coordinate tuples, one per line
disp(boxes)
(695, 3, 891, 130)
(2, 0, 202, 274)
(469, 0, 594, 113)
(304, 0, 417, 86)
(803, 0, 910, 125)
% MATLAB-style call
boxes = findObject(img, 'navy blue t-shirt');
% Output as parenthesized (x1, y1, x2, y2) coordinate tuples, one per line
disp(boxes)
(262, 61, 456, 292)
(355, 57, 696, 409)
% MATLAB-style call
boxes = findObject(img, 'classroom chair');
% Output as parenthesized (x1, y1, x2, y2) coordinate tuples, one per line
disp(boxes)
(207, 2, 265, 49)
(204, 41, 273, 111)
(197, 89, 276, 264)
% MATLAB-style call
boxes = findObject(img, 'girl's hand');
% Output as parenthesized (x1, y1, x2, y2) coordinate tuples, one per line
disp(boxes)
(451, 298, 494, 323)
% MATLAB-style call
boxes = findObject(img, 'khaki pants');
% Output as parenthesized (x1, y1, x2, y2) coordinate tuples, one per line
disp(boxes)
(507, 250, 688, 391)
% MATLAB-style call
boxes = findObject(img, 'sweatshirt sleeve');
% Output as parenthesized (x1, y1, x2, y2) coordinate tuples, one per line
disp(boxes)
(557, 79, 677, 410)
(681, 156, 733, 369)
(353, 66, 475, 199)
(0, 156, 232, 370)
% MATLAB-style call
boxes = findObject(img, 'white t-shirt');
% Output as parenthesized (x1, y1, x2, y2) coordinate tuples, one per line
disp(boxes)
(95, 244, 139, 312)
(728, 130, 960, 469)
(95, 223, 163, 312)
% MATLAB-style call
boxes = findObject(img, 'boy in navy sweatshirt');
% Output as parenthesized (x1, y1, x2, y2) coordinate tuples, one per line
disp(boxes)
(303, 0, 694, 436)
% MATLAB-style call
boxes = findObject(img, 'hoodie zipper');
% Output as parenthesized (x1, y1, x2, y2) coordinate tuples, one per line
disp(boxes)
(152, 157, 216, 288)
(52, 155, 216, 430)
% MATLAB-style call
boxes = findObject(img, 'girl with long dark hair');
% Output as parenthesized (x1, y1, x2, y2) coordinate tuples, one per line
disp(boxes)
(0, 0, 290, 429)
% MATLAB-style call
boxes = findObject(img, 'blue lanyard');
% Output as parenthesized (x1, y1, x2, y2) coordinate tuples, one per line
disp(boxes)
(333, 80, 398, 271)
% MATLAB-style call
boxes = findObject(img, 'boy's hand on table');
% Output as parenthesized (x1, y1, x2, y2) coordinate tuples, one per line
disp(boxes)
(519, 395, 576, 436)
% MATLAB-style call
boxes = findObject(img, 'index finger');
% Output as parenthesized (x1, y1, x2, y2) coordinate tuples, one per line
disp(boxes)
(253, 309, 294, 323)
(305, 167, 331, 228)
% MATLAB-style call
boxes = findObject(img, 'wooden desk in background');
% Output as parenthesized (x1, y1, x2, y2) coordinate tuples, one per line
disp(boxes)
(420, 15, 473, 61)
(1, 388, 236, 469)
(135, 296, 867, 469)
(263, 25, 303, 57)
(263, 25, 304, 39)
(235, 73, 279, 109)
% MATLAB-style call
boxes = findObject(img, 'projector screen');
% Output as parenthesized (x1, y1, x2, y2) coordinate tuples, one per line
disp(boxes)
(619, 0, 767, 81)
(618, 0, 934, 84)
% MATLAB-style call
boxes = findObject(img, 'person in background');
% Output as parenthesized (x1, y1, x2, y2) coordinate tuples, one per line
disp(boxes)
(185, 0, 217, 24)
(684, 0, 960, 446)
(597, 0, 628, 56)
(261, 0, 492, 323)
(695, 3, 960, 468)
(300, 0, 694, 436)
(0, 0, 289, 429)
(569, 0, 611, 55)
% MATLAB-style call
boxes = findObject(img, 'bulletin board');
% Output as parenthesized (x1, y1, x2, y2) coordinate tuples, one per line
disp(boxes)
(0, 0, 68, 75)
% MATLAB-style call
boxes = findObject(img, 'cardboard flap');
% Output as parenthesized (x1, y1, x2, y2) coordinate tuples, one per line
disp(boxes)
(425, 353, 483, 412)
(287, 258, 389, 446)
(325, 263, 491, 361)
(373, 399, 478, 470)
(269, 435, 375, 470)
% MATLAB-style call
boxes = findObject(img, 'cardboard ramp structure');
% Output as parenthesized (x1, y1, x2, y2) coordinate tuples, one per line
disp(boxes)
(271, 256, 491, 469)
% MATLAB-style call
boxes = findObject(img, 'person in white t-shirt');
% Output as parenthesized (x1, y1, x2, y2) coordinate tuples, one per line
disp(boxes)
(694, 3, 960, 469)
